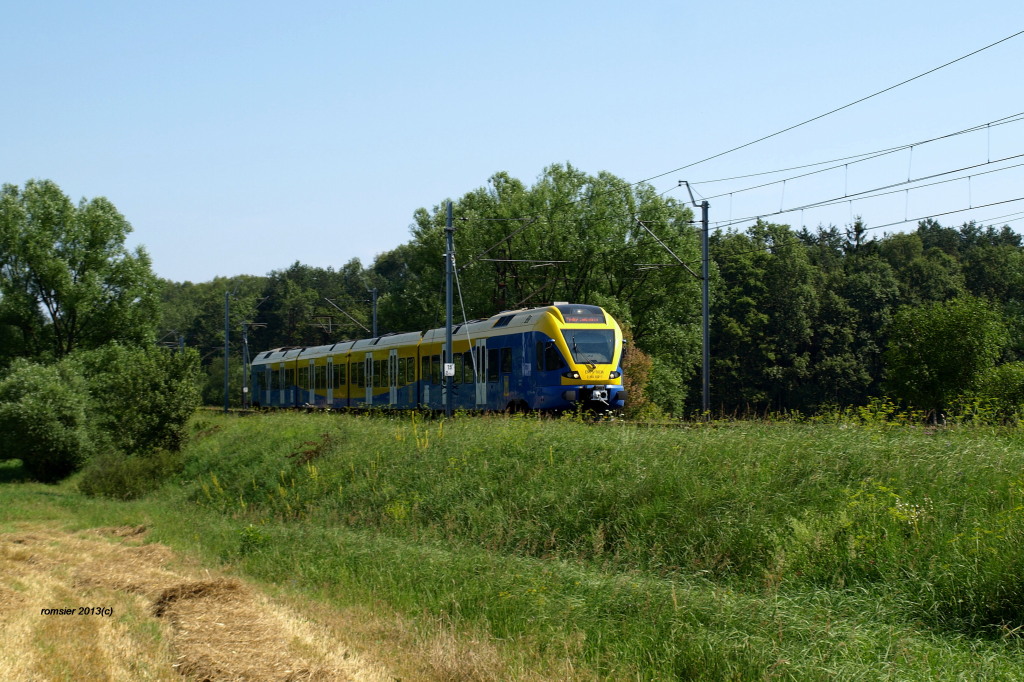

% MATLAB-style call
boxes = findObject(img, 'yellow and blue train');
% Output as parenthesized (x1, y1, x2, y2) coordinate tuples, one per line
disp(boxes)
(250, 303, 626, 412)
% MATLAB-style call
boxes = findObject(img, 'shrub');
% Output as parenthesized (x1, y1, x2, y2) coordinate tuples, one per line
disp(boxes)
(72, 343, 202, 455)
(972, 362, 1024, 423)
(0, 359, 91, 482)
(76, 449, 185, 500)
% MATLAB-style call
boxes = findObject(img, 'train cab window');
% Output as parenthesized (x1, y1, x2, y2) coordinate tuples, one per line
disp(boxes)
(544, 342, 565, 370)
(501, 348, 512, 374)
(487, 349, 499, 382)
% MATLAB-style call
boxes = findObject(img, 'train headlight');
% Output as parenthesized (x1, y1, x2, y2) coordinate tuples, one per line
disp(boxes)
(562, 370, 581, 380)
(608, 371, 621, 379)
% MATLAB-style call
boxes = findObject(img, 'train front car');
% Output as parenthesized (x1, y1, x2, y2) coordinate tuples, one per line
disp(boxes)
(530, 303, 625, 413)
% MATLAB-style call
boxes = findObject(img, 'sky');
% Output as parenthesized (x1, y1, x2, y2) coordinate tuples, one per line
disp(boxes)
(2, 1, 1023, 284)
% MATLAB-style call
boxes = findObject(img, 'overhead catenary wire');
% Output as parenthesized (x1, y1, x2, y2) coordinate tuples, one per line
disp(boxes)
(457, 109, 1024, 273)
(686, 196, 1024, 266)
(636, 29, 1024, 186)
(691, 113, 1024, 202)
(683, 112, 1024, 188)
(707, 153, 1024, 232)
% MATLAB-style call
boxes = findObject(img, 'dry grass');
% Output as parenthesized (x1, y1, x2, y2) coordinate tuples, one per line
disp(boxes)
(0, 523, 392, 681)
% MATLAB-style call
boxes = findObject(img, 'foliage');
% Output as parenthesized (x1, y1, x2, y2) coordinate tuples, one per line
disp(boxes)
(76, 448, 184, 500)
(0, 179, 159, 361)
(72, 344, 202, 455)
(618, 326, 658, 419)
(884, 295, 1008, 415)
(0, 359, 91, 482)
(971, 361, 1024, 422)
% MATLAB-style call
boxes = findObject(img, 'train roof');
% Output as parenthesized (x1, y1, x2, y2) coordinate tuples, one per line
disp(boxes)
(251, 304, 613, 363)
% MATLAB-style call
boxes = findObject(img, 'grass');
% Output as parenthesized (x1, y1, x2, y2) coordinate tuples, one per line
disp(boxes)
(5, 411, 1024, 678)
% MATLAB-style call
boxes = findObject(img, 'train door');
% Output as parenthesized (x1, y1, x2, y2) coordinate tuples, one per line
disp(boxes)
(364, 353, 373, 405)
(278, 363, 286, 405)
(388, 349, 398, 405)
(326, 357, 333, 405)
(307, 359, 315, 405)
(474, 340, 487, 407)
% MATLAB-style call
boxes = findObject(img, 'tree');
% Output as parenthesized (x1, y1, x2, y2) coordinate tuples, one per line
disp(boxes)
(72, 344, 202, 454)
(382, 164, 702, 413)
(884, 295, 1008, 416)
(0, 359, 91, 482)
(0, 179, 159, 360)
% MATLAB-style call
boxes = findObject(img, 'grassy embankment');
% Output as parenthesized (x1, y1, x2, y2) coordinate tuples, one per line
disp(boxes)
(5, 410, 1024, 679)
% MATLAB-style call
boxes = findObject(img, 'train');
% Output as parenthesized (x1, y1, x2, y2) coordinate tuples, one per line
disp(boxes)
(249, 302, 626, 413)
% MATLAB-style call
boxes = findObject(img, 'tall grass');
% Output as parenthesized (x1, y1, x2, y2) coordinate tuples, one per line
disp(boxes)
(154, 411, 1024, 677)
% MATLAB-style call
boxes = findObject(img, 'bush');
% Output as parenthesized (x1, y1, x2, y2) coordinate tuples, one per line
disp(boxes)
(72, 344, 202, 454)
(0, 359, 91, 482)
(972, 362, 1024, 423)
(77, 449, 184, 500)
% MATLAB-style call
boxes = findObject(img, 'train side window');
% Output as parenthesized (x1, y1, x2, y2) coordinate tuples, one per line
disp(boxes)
(334, 362, 346, 389)
(431, 355, 441, 384)
(544, 342, 565, 370)
(463, 351, 474, 382)
(407, 356, 416, 384)
(487, 349, 499, 382)
(421, 356, 429, 384)
(501, 348, 512, 374)
(398, 357, 406, 386)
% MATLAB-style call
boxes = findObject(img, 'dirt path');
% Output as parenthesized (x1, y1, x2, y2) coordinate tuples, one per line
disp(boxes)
(0, 523, 393, 681)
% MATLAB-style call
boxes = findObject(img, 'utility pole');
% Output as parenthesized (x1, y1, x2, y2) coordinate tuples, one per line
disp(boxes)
(681, 181, 711, 416)
(223, 291, 230, 414)
(445, 201, 455, 418)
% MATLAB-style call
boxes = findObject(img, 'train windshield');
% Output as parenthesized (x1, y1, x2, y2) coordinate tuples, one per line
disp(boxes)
(561, 329, 615, 366)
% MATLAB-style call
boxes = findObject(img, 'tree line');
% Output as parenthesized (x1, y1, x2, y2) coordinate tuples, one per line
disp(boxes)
(3, 170, 1024, 482)
(161, 164, 1024, 419)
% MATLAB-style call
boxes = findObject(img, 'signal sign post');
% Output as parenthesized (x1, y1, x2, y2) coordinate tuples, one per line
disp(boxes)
(445, 201, 455, 418)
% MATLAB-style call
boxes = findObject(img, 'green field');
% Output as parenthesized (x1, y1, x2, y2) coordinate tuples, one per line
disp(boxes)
(5, 411, 1024, 679)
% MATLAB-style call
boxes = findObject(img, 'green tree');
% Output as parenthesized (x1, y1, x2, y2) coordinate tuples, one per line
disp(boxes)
(0, 179, 159, 360)
(710, 222, 819, 411)
(72, 344, 202, 454)
(382, 164, 701, 412)
(0, 359, 91, 482)
(884, 295, 1008, 416)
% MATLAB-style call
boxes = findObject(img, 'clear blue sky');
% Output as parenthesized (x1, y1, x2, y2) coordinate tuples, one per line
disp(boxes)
(3, 1, 1023, 283)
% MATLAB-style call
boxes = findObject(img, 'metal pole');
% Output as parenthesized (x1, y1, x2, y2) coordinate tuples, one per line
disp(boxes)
(241, 323, 250, 409)
(701, 201, 710, 416)
(223, 291, 230, 413)
(445, 201, 455, 418)
(681, 182, 711, 417)
(371, 288, 378, 337)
